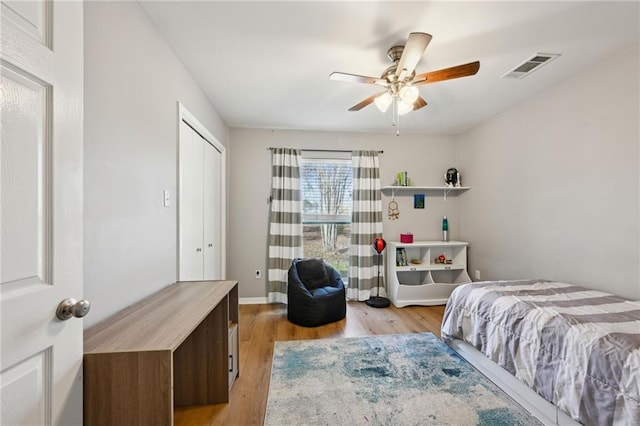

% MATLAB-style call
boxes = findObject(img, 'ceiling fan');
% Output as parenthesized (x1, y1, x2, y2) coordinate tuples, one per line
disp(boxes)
(330, 32, 480, 119)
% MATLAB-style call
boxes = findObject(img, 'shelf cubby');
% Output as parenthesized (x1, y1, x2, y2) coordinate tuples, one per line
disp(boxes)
(387, 241, 471, 307)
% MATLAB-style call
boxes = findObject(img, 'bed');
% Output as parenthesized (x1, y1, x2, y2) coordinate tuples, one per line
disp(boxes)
(441, 279, 640, 426)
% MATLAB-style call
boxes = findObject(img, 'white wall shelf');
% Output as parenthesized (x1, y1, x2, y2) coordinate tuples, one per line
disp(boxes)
(382, 186, 470, 200)
(386, 241, 471, 307)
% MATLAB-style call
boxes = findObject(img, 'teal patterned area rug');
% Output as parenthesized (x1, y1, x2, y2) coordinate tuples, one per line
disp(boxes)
(264, 333, 542, 425)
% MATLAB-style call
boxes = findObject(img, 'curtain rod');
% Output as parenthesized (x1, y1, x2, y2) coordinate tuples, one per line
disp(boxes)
(267, 147, 383, 154)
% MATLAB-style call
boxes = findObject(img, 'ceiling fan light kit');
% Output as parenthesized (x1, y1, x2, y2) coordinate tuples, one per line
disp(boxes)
(399, 86, 419, 104)
(330, 32, 480, 135)
(374, 92, 393, 112)
(396, 98, 413, 116)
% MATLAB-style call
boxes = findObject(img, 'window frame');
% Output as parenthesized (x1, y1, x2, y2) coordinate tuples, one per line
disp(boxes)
(299, 152, 353, 278)
(300, 153, 353, 225)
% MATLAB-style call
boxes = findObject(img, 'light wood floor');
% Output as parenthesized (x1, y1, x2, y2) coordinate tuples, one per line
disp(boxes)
(174, 301, 446, 426)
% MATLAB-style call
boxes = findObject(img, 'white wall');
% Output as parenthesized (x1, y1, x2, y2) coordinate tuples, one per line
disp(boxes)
(83, 1, 229, 327)
(228, 128, 462, 299)
(83, 3, 638, 314)
(456, 46, 639, 300)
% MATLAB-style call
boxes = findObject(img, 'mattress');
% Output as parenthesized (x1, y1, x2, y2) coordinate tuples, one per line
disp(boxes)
(441, 280, 640, 426)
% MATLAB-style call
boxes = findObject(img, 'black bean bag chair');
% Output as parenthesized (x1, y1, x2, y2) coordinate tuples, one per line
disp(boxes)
(287, 258, 346, 327)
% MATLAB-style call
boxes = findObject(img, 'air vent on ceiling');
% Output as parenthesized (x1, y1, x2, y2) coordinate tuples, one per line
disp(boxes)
(501, 53, 560, 79)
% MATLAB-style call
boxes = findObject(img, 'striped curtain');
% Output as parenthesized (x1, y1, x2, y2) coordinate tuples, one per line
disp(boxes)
(348, 151, 383, 301)
(268, 148, 303, 303)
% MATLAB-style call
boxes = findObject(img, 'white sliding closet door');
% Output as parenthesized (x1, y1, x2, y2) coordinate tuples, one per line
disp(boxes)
(178, 108, 224, 282)
(179, 123, 205, 281)
(203, 141, 221, 280)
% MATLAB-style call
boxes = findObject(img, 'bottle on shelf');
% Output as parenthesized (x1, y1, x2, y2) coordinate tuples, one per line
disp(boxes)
(442, 216, 449, 242)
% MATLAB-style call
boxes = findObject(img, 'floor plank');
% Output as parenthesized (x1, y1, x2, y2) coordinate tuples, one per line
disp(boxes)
(174, 301, 446, 426)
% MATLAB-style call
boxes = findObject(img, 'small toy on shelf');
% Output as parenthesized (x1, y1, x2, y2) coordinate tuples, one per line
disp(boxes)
(434, 253, 453, 264)
(444, 167, 461, 188)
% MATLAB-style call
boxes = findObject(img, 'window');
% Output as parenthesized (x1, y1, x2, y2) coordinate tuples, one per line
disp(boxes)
(300, 156, 352, 279)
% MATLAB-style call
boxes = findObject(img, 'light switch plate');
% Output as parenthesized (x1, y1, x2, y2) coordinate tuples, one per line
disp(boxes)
(163, 190, 171, 207)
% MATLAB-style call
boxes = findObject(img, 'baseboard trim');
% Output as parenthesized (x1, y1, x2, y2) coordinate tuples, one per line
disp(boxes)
(239, 297, 269, 305)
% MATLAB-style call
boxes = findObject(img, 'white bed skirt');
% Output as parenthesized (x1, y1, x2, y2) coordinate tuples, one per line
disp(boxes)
(445, 338, 580, 426)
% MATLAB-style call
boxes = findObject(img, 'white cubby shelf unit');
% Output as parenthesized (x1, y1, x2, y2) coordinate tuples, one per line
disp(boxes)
(386, 241, 471, 307)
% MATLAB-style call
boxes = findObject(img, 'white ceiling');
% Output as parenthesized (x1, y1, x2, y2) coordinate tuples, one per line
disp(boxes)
(139, 1, 639, 135)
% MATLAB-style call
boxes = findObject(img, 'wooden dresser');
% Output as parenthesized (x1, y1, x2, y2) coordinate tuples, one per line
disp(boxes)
(83, 280, 239, 426)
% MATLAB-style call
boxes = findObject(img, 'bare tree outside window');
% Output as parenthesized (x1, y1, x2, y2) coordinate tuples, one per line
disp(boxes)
(301, 158, 352, 277)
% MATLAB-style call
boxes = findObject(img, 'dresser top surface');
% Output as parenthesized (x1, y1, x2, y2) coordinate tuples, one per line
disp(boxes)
(84, 280, 237, 353)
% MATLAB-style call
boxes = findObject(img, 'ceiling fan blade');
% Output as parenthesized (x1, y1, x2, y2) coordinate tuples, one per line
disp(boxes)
(330, 72, 387, 86)
(348, 92, 385, 111)
(413, 61, 480, 85)
(395, 32, 432, 78)
(413, 96, 428, 111)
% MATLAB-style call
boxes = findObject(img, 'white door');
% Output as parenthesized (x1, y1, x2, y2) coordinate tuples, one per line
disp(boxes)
(1, 1, 84, 425)
(178, 122, 204, 281)
(178, 108, 225, 283)
(203, 141, 221, 280)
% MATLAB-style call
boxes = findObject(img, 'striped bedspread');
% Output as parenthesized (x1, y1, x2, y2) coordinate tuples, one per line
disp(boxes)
(441, 280, 640, 426)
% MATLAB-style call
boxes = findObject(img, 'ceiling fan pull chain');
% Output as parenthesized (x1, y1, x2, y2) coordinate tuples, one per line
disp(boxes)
(394, 101, 401, 136)
(392, 100, 398, 128)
